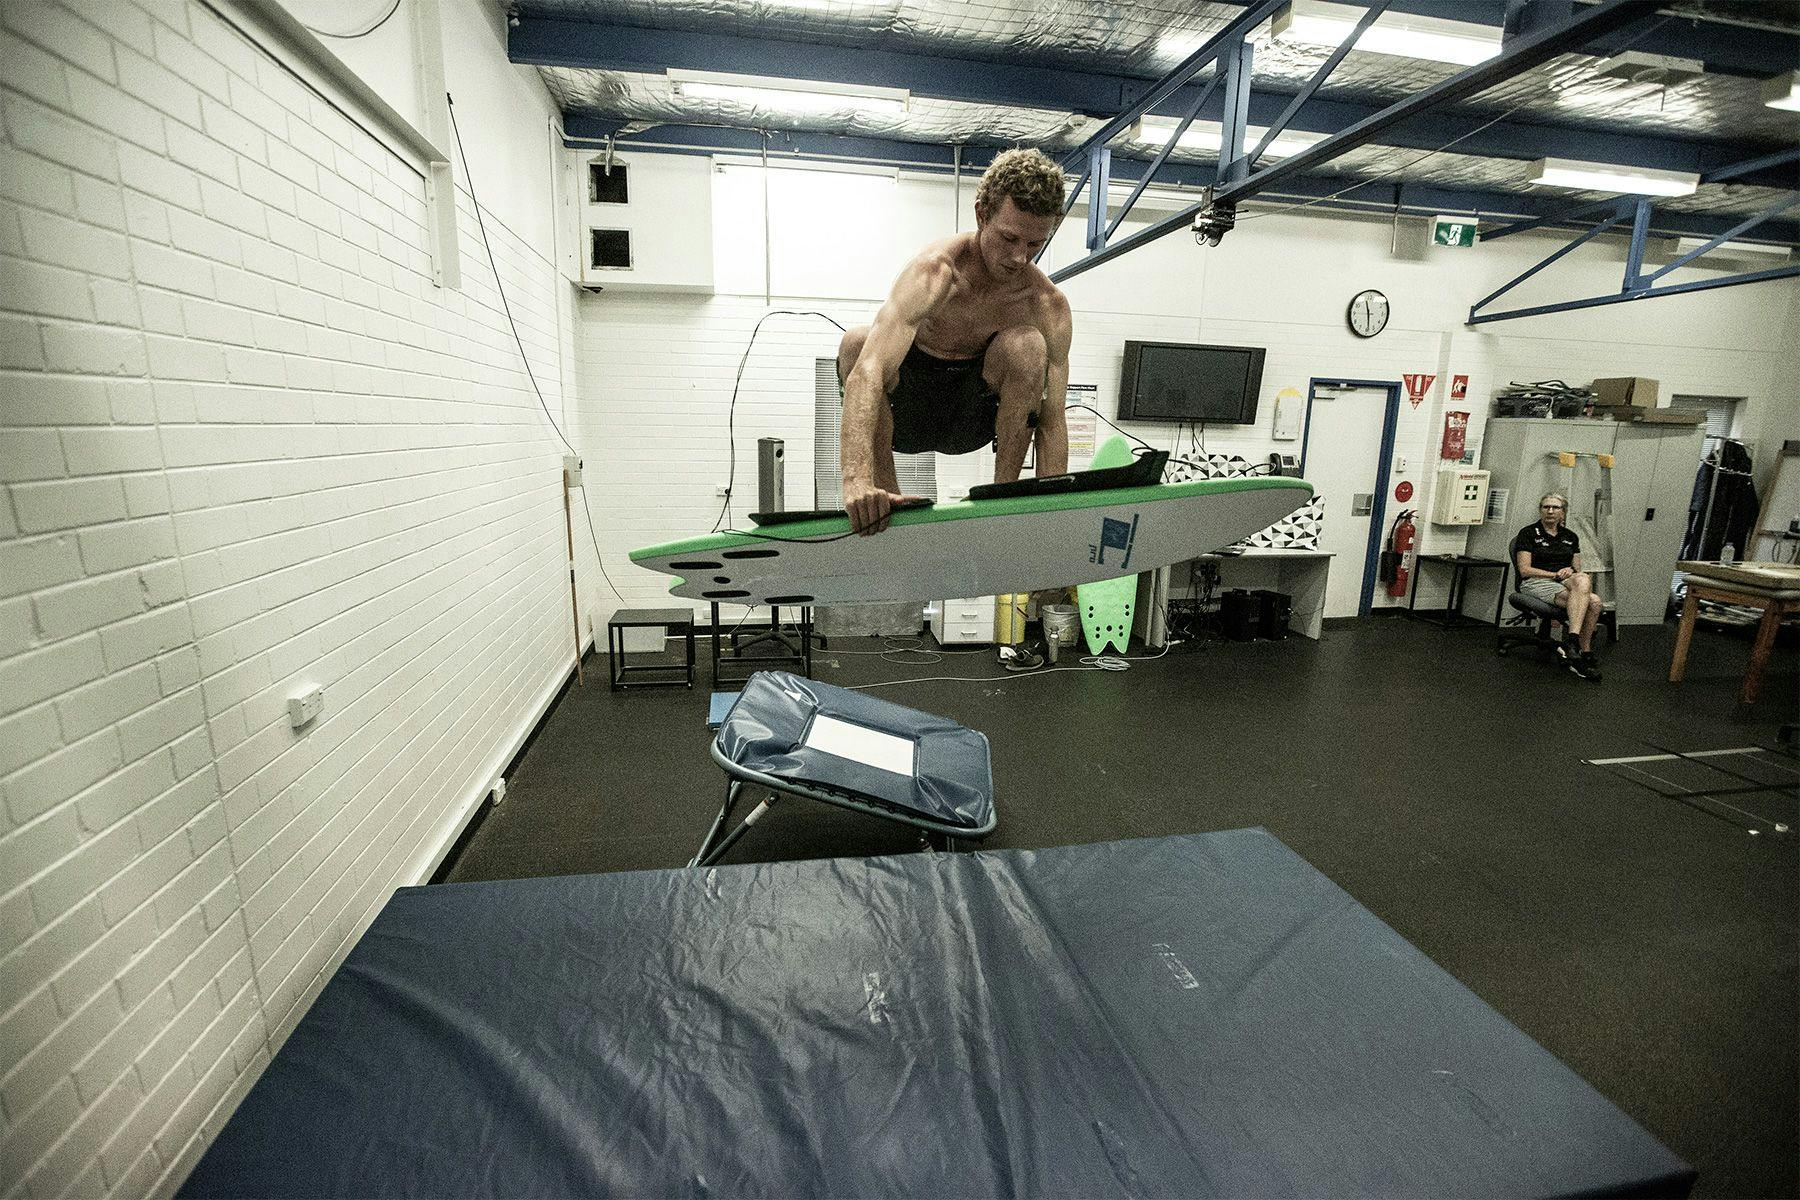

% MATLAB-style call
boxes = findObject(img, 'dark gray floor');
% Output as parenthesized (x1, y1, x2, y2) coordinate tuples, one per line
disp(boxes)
(446, 615, 1798, 1200)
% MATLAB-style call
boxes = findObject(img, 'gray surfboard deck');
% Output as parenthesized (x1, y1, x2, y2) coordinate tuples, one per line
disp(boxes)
(630, 475, 1313, 607)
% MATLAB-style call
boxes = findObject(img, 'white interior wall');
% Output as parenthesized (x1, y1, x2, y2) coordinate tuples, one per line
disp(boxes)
(577, 155, 1798, 618)
(0, 0, 582, 1195)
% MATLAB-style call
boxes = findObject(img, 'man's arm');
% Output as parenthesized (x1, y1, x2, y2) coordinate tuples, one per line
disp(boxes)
(841, 257, 953, 534)
(1033, 294, 1073, 476)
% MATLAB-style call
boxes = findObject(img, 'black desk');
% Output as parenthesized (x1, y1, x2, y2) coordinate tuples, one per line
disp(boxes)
(1408, 554, 1508, 629)
(710, 602, 813, 684)
(606, 607, 695, 689)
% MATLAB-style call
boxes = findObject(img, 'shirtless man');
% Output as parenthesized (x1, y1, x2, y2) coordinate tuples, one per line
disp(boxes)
(837, 148, 1074, 535)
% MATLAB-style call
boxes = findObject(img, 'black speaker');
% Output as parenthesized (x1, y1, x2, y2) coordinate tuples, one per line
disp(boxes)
(1220, 589, 1258, 641)
(1252, 589, 1292, 640)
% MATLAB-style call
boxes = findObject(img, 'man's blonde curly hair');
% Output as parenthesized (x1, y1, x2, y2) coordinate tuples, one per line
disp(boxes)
(974, 148, 1065, 219)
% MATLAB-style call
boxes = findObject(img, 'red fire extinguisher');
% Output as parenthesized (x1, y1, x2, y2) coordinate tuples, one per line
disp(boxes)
(1383, 510, 1416, 598)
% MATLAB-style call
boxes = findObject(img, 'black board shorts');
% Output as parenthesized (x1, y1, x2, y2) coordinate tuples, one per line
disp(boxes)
(887, 337, 1001, 455)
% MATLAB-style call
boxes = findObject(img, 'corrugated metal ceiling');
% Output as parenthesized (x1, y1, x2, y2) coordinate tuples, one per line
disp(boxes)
(521, 0, 1800, 223)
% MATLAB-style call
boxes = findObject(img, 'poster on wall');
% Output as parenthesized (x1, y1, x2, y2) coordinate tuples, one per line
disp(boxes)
(1272, 387, 1304, 440)
(1066, 383, 1098, 462)
(1441, 411, 1469, 460)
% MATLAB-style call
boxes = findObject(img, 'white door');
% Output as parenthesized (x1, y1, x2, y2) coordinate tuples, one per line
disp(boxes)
(1304, 386, 1391, 617)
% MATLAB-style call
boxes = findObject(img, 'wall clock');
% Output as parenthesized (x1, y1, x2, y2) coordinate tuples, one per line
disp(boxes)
(1348, 290, 1390, 338)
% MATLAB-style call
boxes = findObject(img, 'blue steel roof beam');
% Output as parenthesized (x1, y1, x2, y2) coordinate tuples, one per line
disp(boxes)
(558, 121, 1800, 244)
(1701, 144, 1800, 188)
(1200, 0, 1800, 76)
(1105, 69, 1223, 242)
(1138, 92, 1794, 191)
(1470, 206, 1631, 315)
(1085, 148, 1112, 251)
(1050, 0, 1662, 283)
(1247, 0, 1391, 169)
(514, 17, 1138, 115)
(1644, 192, 1800, 282)
(1479, 195, 1628, 241)
(1214, 0, 1662, 205)
(1467, 263, 1800, 325)
(520, 20, 1795, 191)
(1217, 38, 1256, 187)
(1057, 0, 1286, 171)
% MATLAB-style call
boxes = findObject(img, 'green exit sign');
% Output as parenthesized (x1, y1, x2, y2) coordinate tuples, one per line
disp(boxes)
(1432, 216, 1477, 247)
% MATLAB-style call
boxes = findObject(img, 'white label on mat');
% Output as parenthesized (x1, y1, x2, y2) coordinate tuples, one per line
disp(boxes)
(804, 715, 915, 777)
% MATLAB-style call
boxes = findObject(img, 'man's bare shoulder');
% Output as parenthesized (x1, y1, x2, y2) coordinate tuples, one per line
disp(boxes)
(906, 233, 975, 283)
(1024, 272, 1072, 328)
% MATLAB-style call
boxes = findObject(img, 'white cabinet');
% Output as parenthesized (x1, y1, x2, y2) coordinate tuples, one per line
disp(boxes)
(931, 597, 995, 645)
(566, 151, 714, 293)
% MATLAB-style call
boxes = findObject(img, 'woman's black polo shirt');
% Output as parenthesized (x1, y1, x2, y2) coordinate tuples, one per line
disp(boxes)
(1517, 522, 1581, 572)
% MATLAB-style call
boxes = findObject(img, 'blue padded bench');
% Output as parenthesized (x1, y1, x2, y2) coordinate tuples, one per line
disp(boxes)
(692, 670, 997, 867)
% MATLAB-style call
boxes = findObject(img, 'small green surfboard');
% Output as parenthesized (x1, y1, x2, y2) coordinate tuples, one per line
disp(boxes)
(1076, 436, 1140, 654)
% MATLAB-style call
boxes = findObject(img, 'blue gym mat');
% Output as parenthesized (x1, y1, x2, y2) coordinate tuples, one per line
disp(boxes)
(180, 829, 1692, 1198)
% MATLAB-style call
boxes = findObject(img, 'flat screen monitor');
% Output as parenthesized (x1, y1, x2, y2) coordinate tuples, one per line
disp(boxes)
(1117, 340, 1266, 424)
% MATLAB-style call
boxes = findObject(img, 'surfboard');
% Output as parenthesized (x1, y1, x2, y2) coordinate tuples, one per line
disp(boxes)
(630, 461, 1313, 608)
(1075, 436, 1140, 655)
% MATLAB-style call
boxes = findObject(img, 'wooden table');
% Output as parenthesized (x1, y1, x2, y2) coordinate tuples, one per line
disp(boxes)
(1669, 570, 1800, 706)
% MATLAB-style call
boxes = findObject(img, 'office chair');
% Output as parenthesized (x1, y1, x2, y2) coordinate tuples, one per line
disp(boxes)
(1494, 534, 1615, 661)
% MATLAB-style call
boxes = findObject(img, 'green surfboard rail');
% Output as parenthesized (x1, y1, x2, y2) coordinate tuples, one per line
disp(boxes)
(1075, 437, 1142, 655)
(629, 474, 1311, 562)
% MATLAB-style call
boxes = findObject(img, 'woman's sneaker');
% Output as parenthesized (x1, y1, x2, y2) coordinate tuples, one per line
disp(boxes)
(1579, 652, 1602, 681)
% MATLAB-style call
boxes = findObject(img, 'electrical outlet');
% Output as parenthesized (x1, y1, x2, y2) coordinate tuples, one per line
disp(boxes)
(716, 483, 730, 497)
(288, 686, 325, 729)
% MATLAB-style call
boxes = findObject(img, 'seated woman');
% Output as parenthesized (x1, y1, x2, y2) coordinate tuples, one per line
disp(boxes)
(1515, 492, 1602, 681)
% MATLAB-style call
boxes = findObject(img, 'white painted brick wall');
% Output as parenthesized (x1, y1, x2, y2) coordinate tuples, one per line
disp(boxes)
(0, 1, 579, 1194)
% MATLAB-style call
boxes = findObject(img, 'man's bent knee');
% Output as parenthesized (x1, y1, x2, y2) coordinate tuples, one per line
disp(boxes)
(837, 325, 871, 384)
(987, 325, 1047, 386)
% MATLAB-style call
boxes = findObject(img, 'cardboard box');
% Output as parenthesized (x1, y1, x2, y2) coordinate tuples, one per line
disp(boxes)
(1590, 376, 1659, 408)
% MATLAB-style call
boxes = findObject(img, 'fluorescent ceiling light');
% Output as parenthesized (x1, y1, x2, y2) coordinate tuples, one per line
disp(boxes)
(1132, 115, 1327, 160)
(667, 69, 908, 117)
(1272, 0, 1501, 67)
(1762, 69, 1800, 112)
(1527, 157, 1699, 198)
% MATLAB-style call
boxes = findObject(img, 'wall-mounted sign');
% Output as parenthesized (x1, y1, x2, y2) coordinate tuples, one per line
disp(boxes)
(1403, 373, 1437, 408)
(1066, 383, 1097, 460)
(1442, 411, 1469, 460)
(1451, 374, 1468, 400)
(1432, 216, 1477, 247)
(1272, 387, 1304, 440)
(1395, 480, 1415, 503)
